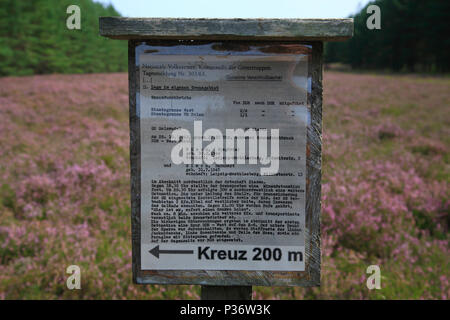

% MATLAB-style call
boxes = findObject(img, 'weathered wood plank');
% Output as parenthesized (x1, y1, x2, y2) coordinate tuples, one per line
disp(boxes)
(100, 17, 353, 41)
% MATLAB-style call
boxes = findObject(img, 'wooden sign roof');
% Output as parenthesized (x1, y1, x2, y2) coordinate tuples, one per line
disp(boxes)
(100, 17, 353, 41)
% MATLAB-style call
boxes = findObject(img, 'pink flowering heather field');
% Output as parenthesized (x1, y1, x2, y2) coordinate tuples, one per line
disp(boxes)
(0, 72, 448, 299)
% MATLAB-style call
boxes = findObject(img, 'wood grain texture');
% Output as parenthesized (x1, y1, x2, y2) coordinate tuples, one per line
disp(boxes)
(129, 40, 322, 287)
(100, 17, 353, 41)
(129, 40, 141, 284)
(306, 41, 322, 286)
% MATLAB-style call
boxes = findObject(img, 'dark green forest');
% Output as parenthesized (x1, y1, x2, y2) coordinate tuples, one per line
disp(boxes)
(0, 0, 127, 76)
(1, 0, 449, 75)
(325, 0, 450, 72)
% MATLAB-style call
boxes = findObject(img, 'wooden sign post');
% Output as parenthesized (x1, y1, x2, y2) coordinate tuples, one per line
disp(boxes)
(100, 18, 353, 299)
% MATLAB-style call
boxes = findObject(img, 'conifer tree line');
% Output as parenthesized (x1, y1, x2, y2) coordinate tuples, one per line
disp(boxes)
(0, 0, 127, 76)
(2, 0, 449, 75)
(325, 0, 450, 72)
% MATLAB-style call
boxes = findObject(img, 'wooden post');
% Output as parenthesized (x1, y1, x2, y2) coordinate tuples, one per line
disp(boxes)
(201, 286, 252, 300)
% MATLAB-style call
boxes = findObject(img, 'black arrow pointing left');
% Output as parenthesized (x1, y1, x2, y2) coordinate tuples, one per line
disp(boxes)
(149, 245, 194, 259)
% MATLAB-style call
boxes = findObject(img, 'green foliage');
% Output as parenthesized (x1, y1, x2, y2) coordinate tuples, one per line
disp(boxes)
(0, 0, 126, 76)
(1, 183, 16, 211)
(325, 0, 450, 73)
(412, 209, 445, 240)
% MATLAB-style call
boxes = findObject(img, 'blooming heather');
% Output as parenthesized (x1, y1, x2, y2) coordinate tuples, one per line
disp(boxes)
(0, 72, 448, 299)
